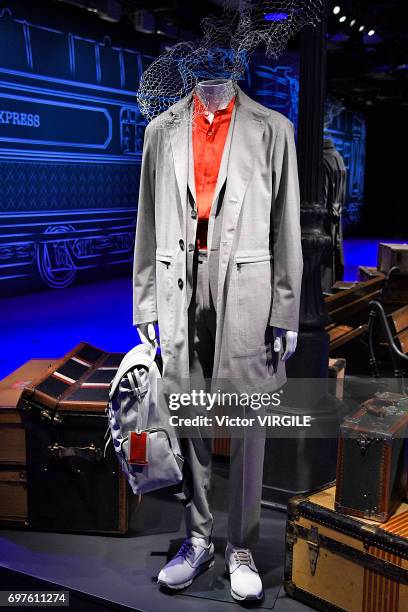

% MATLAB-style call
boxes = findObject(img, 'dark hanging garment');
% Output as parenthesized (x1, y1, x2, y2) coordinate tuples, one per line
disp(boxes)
(321, 137, 347, 292)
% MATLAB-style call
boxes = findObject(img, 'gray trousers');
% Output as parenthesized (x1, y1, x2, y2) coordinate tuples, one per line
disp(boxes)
(182, 249, 266, 547)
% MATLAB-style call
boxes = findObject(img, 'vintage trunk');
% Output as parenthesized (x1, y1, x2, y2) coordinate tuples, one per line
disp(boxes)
(358, 266, 408, 305)
(335, 392, 408, 522)
(378, 243, 408, 275)
(16, 342, 136, 534)
(285, 485, 408, 612)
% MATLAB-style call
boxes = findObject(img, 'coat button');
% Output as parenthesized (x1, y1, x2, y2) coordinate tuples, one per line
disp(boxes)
(191, 210, 197, 219)
(179, 239, 185, 250)
(178, 278, 184, 289)
(188, 243, 195, 252)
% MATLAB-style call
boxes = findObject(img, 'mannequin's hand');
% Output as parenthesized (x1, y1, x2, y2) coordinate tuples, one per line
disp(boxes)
(137, 321, 158, 346)
(273, 327, 298, 361)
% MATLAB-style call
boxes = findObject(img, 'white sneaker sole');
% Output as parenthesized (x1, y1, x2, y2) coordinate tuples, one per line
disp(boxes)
(224, 564, 264, 601)
(158, 557, 215, 590)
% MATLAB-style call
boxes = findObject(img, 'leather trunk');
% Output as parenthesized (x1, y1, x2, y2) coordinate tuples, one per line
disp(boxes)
(378, 243, 408, 275)
(285, 485, 408, 612)
(358, 265, 408, 306)
(335, 392, 408, 522)
(16, 342, 136, 534)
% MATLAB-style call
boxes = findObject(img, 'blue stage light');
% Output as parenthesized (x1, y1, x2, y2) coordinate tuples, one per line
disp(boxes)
(264, 12, 288, 22)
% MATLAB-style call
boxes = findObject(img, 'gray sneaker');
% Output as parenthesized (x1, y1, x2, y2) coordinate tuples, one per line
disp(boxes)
(157, 536, 215, 590)
(225, 542, 264, 601)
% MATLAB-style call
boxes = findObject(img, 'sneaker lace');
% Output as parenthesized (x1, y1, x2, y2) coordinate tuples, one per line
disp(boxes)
(177, 540, 195, 560)
(233, 549, 252, 566)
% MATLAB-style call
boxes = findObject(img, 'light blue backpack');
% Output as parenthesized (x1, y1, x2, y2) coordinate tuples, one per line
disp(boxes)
(105, 343, 185, 496)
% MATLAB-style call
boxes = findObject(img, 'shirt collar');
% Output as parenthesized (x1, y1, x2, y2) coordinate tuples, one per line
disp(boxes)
(193, 93, 236, 124)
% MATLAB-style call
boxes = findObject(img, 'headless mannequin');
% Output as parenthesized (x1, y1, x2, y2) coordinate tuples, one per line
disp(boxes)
(137, 78, 298, 361)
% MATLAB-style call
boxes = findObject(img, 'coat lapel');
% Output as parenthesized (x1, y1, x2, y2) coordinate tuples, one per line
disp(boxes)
(187, 106, 196, 204)
(166, 93, 193, 211)
(210, 102, 237, 212)
(215, 87, 268, 309)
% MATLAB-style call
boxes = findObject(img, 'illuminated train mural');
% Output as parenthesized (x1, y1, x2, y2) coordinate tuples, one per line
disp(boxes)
(0, 6, 365, 297)
(0, 6, 149, 295)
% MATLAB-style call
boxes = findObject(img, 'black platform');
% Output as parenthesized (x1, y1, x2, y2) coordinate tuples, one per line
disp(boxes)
(0, 464, 312, 612)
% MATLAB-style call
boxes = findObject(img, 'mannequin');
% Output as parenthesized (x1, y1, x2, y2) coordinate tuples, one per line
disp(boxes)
(195, 78, 236, 119)
(137, 79, 298, 361)
(133, 77, 303, 601)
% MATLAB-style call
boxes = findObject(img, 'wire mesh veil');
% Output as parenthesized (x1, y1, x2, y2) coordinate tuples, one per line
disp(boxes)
(136, 1, 324, 125)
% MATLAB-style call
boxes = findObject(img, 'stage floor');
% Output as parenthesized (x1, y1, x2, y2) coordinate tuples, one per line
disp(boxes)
(0, 465, 311, 612)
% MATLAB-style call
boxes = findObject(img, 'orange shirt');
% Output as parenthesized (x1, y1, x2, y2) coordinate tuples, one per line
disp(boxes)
(192, 93, 235, 249)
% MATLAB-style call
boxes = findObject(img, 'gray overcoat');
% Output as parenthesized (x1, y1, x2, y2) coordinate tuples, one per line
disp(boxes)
(133, 85, 303, 394)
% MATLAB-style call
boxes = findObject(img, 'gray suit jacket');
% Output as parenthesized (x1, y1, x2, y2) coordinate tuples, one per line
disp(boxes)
(133, 85, 303, 393)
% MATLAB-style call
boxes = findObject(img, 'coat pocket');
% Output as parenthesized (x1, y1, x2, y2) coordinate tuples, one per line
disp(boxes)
(155, 249, 174, 347)
(234, 252, 273, 354)
(155, 249, 174, 264)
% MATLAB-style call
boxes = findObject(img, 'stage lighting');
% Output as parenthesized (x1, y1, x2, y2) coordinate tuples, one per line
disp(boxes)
(339, 15, 346, 23)
(359, 25, 365, 32)
(350, 19, 356, 27)
(333, 6, 341, 15)
(368, 29, 375, 36)
(264, 12, 288, 21)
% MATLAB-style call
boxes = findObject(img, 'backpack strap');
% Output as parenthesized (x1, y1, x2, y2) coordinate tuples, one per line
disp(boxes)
(126, 368, 147, 399)
(108, 341, 158, 400)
